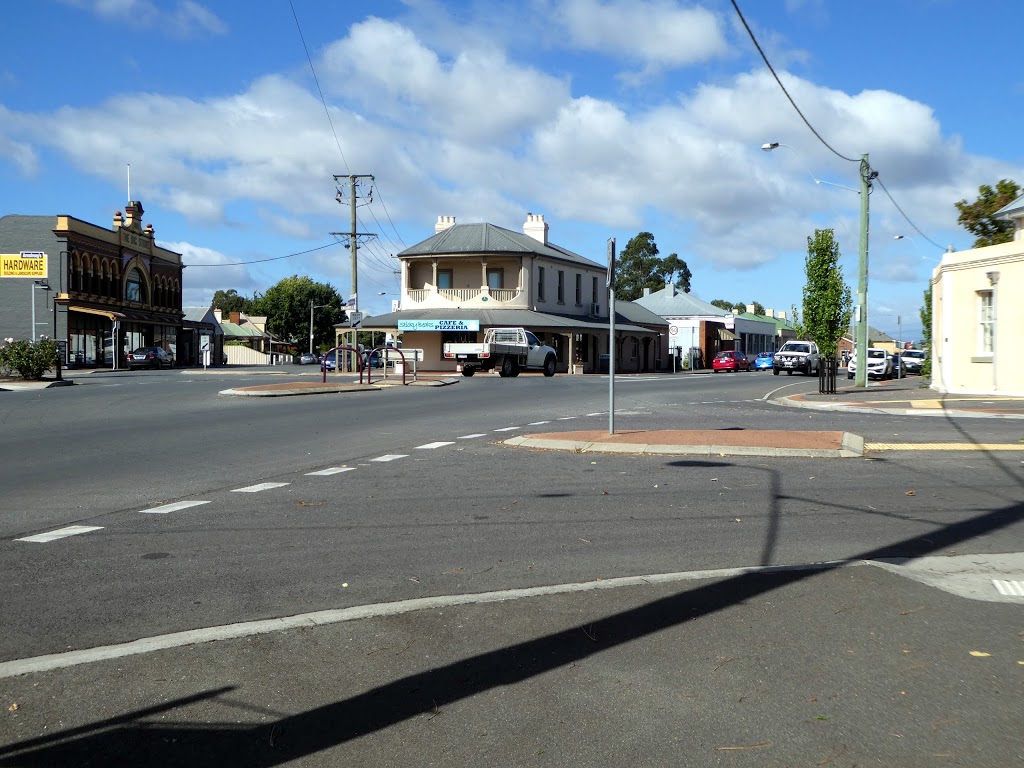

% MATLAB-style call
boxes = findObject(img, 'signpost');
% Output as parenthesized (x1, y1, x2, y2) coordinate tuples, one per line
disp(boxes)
(606, 238, 616, 435)
(200, 335, 211, 369)
(397, 319, 480, 332)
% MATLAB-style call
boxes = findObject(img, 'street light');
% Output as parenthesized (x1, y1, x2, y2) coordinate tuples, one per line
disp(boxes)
(31, 280, 51, 341)
(763, 141, 875, 387)
(309, 301, 329, 354)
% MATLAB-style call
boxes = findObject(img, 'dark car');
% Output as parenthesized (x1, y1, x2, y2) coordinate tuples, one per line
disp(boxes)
(364, 350, 384, 369)
(297, 352, 319, 365)
(126, 346, 173, 370)
(711, 350, 750, 373)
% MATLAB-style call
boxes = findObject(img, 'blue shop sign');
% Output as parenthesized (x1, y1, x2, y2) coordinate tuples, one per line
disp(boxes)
(398, 319, 480, 332)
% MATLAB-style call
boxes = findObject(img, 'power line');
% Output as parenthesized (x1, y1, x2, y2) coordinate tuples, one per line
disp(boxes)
(730, 0, 857, 164)
(288, 0, 349, 175)
(185, 242, 339, 267)
(369, 182, 407, 250)
(875, 177, 946, 251)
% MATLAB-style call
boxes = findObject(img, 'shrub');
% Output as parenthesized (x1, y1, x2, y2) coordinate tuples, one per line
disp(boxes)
(0, 337, 58, 380)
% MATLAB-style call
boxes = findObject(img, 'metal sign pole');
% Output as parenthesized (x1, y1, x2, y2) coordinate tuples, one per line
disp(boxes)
(607, 238, 616, 435)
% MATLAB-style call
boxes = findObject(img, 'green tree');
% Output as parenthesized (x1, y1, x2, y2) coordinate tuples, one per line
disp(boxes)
(210, 288, 255, 314)
(615, 233, 695, 300)
(751, 301, 765, 316)
(252, 275, 345, 352)
(709, 299, 734, 311)
(660, 253, 692, 293)
(955, 179, 1020, 247)
(919, 284, 932, 376)
(801, 229, 852, 360)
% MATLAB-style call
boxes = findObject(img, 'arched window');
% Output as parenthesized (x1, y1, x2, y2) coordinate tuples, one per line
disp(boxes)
(125, 267, 147, 304)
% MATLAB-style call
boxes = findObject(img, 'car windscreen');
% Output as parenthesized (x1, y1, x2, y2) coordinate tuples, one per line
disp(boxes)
(781, 344, 809, 353)
(868, 350, 885, 358)
(903, 351, 924, 359)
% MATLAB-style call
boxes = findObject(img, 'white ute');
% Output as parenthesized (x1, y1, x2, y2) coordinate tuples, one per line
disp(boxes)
(443, 327, 558, 378)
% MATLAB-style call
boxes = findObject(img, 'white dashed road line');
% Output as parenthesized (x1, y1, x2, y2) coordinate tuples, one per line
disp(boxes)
(415, 441, 456, 450)
(305, 467, 355, 476)
(231, 482, 290, 493)
(457, 433, 487, 439)
(16, 525, 104, 543)
(556, 416, 577, 420)
(586, 412, 604, 417)
(140, 501, 211, 514)
(526, 421, 549, 426)
(371, 454, 408, 462)
(494, 426, 520, 432)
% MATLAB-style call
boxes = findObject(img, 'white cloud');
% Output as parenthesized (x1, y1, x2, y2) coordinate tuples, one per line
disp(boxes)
(60, 0, 225, 37)
(167, 241, 260, 307)
(557, 0, 728, 72)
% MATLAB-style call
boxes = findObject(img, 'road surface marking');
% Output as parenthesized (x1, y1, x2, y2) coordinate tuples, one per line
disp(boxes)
(457, 433, 487, 439)
(494, 426, 520, 432)
(232, 482, 290, 492)
(527, 421, 550, 425)
(140, 501, 211, 514)
(557, 416, 577, 420)
(415, 441, 456, 449)
(866, 442, 1024, 451)
(305, 467, 356, 476)
(16, 525, 104, 543)
(993, 580, 1024, 597)
(586, 412, 604, 417)
(371, 454, 408, 462)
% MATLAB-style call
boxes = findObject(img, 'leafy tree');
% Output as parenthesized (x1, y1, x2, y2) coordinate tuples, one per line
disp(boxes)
(211, 288, 255, 314)
(710, 299, 734, 311)
(801, 229, 852, 360)
(954, 179, 1020, 247)
(252, 275, 346, 351)
(919, 284, 932, 376)
(615, 232, 693, 300)
(752, 301, 765, 316)
(660, 253, 692, 293)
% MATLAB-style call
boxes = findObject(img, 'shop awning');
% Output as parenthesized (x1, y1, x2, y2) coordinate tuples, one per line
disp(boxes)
(717, 327, 737, 341)
(69, 306, 126, 321)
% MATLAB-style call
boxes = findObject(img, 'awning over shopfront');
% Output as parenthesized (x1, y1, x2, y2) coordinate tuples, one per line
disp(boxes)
(68, 306, 126, 321)
(717, 327, 737, 341)
(348, 308, 662, 336)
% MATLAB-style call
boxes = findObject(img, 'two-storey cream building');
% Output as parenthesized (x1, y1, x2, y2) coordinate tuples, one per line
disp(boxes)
(357, 214, 668, 373)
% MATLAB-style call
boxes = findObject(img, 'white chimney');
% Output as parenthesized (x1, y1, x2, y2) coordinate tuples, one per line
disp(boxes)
(777, 310, 787, 320)
(435, 215, 456, 234)
(745, 304, 755, 314)
(765, 308, 775, 318)
(523, 213, 548, 245)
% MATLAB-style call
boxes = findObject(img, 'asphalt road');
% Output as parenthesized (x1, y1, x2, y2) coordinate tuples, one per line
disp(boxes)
(0, 369, 1021, 661)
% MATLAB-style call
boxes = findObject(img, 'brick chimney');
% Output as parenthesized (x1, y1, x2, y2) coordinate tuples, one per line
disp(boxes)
(435, 215, 456, 234)
(229, 311, 241, 324)
(524, 213, 548, 245)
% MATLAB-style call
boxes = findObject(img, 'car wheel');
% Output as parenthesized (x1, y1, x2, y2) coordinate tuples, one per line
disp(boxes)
(787, 370, 793, 376)
(461, 366, 475, 377)
(712, 369, 718, 374)
(510, 360, 521, 377)
(543, 355, 556, 377)
(848, 373, 854, 379)
(773, 369, 779, 376)
(500, 357, 514, 378)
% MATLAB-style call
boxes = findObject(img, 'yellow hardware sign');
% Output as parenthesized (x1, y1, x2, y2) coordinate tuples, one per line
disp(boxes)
(0, 252, 48, 278)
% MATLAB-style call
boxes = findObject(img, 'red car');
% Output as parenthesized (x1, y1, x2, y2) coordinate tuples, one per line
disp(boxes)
(712, 350, 750, 373)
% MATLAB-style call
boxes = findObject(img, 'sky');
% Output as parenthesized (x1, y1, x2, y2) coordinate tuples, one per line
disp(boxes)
(3, 0, 1023, 342)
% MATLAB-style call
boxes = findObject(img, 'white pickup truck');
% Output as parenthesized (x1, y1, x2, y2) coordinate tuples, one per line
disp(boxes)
(443, 327, 558, 378)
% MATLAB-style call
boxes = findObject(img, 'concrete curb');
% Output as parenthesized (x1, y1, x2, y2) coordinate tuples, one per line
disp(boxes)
(503, 432, 864, 459)
(776, 395, 1024, 420)
(0, 379, 76, 391)
(218, 386, 379, 397)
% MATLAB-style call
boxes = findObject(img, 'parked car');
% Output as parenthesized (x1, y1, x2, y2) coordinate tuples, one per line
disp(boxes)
(125, 346, 173, 370)
(364, 350, 384, 369)
(847, 348, 893, 380)
(753, 351, 775, 371)
(297, 352, 319, 365)
(900, 349, 927, 374)
(712, 350, 750, 373)
(772, 340, 820, 376)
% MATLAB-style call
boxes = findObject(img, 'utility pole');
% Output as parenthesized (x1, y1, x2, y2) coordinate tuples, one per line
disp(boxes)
(332, 174, 375, 371)
(607, 238, 616, 435)
(854, 153, 877, 388)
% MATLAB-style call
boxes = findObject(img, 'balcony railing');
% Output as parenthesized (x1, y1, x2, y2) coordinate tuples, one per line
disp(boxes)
(403, 287, 525, 306)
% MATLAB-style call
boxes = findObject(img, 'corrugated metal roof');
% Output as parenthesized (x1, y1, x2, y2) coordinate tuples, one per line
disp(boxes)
(994, 193, 1024, 219)
(345, 307, 661, 335)
(398, 222, 604, 269)
(634, 286, 730, 317)
(221, 321, 264, 337)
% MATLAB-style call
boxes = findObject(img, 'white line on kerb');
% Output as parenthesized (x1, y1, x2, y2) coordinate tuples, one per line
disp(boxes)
(0, 560, 857, 678)
(231, 482, 290, 493)
(140, 501, 211, 514)
(305, 467, 355, 476)
(15, 525, 104, 543)
(415, 441, 456, 449)
(762, 380, 811, 400)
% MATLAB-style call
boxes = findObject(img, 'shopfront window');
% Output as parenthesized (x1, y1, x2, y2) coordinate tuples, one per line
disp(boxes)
(126, 268, 146, 303)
